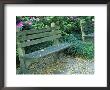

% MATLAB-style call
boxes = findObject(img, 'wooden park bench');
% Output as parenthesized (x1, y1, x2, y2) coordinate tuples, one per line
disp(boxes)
(16, 28, 72, 74)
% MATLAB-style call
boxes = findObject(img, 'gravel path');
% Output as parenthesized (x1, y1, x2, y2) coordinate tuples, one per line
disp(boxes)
(62, 56, 94, 74)
(17, 53, 94, 74)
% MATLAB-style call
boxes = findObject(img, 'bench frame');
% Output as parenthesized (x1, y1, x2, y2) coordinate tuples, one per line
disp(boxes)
(16, 28, 71, 74)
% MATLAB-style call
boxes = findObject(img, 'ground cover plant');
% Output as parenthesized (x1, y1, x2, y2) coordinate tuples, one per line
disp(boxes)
(16, 16, 94, 74)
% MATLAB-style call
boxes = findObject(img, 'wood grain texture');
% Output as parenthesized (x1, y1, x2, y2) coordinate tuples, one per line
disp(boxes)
(20, 34, 61, 47)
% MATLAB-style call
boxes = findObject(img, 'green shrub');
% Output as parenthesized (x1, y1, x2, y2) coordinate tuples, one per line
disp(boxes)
(64, 34, 94, 60)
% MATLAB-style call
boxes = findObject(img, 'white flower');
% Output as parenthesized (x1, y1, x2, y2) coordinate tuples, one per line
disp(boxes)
(36, 18, 40, 21)
(51, 22, 55, 27)
(92, 19, 94, 21)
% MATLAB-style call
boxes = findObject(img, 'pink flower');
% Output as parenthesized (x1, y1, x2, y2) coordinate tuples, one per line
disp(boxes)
(17, 22, 23, 28)
(28, 21, 32, 25)
(30, 16, 33, 19)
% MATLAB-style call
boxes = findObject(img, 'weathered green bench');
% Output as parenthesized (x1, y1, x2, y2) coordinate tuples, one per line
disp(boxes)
(16, 28, 72, 74)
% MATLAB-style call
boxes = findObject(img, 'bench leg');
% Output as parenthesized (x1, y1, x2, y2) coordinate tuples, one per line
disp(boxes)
(54, 53, 59, 60)
(19, 57, 28, 74)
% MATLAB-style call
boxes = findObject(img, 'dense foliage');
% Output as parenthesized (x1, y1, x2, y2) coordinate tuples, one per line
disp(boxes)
(16, 16, 94, 62)
(16, 16, 94, 34)
(63, 34, 94, 60)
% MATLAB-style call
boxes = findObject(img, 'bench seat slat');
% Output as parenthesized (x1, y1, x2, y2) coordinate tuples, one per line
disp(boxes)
(20, 34, 61, 47)
(24, 43, 72, 61)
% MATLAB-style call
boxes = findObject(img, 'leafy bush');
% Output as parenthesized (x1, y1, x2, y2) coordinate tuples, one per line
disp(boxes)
(64, 34, 94, 60)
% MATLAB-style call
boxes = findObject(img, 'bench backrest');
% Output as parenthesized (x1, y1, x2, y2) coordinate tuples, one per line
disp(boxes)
(16, 28, 61, 48)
